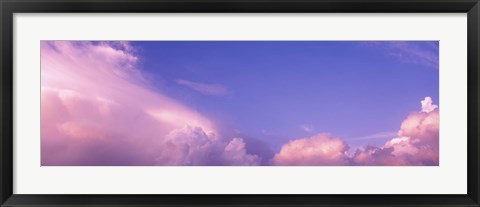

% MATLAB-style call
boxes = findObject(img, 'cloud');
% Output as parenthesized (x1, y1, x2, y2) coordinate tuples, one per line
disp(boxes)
(41, 41, 439, 166)
(352, 97, 439, 166)
(156, 125, 222, 165)
(176, 79, 228, 96)
(239, 136, 275, 166)
(272, 133, 350, 166)
(155, 126, 260, 166)
(272, 97, 439, 166)
(41, 41, 257, 166)
(421, 96, 438, 113)
(223, 138, 261, 166)
(299, 124, 314, 133)
(363, 41, 439, 69)
(350, 131, 397, 141)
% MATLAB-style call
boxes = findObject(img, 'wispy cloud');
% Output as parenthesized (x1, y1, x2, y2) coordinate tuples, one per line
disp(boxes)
(363, 41, 439, 69)
(350, 131, 397, 141)
(299, 124, 314, 133)
(176, 79, 228, 96)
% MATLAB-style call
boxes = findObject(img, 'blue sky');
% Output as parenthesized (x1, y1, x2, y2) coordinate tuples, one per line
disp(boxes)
(131, 41, 439, 153)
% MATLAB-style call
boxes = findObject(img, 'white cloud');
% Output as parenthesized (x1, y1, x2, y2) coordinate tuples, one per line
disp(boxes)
(421, 96, 438, 113)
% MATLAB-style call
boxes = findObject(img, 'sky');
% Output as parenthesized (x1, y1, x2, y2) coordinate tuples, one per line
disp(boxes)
(40, 41, 439, 166)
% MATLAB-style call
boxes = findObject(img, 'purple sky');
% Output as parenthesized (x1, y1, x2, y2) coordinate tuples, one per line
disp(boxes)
(133, 41, 438, 149)
(41, 41, 439, 166)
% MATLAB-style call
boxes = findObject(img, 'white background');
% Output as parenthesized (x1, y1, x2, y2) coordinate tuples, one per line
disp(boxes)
(13, 13, 467, 194)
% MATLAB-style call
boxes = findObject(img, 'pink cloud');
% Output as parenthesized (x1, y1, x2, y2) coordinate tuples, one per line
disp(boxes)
(223, 138, 261, 166)
(272, 134, 350, 166)
(155, 126, 259, 166)
(41, 41, 257, 166)
(272, 97, 439, 166)
(353, 99, 439, 166)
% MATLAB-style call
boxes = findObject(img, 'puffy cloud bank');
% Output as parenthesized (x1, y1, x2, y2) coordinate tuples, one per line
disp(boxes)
(41, 41, 259, 166)
(273, 134, 349, 166)
(273, 97, 439, 166)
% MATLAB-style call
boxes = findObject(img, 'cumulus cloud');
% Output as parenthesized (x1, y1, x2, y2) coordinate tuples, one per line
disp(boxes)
(41, 41, 257, 166)
(272, 97, 439, 166)
(273, 134, 350, 166)
(176, 79, 228, 96)
(156, 126, 260, 166)
(352, 97, 439, 166)
(223, 138, 261, 166)
(421, 96, 438, 113)
(156, 125, 222, 165)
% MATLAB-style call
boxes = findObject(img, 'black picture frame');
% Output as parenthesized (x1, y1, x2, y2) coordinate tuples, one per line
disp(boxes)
(1, 0, 479, 206)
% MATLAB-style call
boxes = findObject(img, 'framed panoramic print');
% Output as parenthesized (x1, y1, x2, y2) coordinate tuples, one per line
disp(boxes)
(1, 0, 479, 206)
